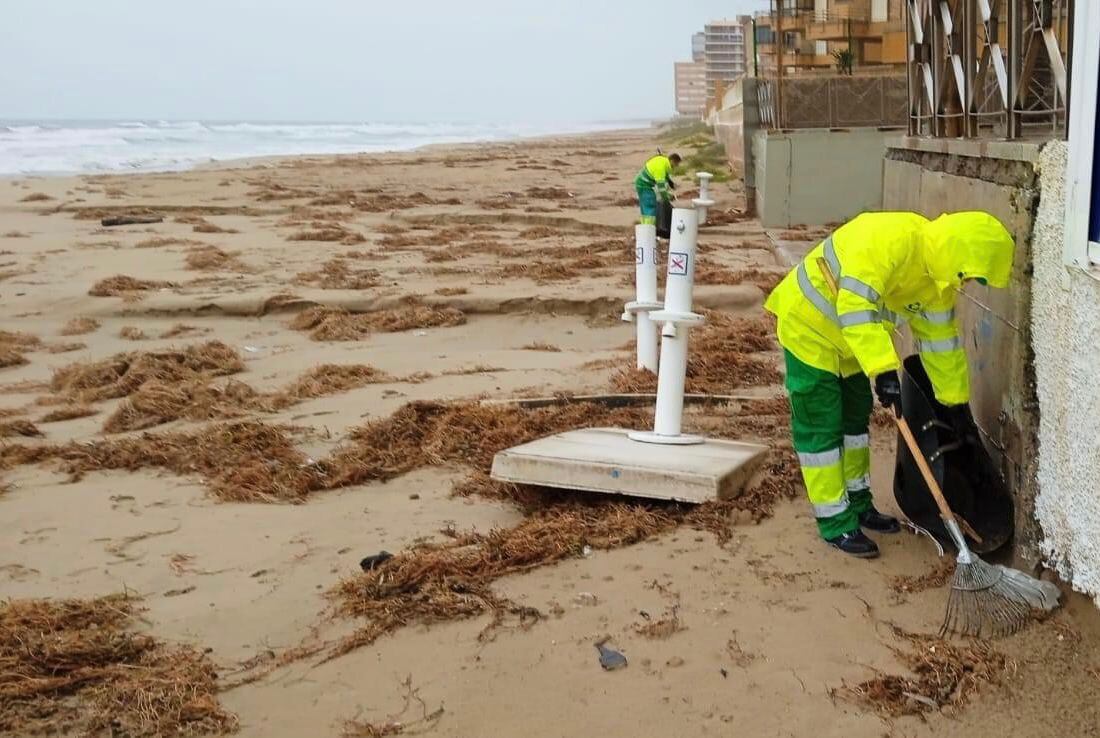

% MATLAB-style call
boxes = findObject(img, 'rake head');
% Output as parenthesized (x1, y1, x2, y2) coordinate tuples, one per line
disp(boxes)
(941, 556, 1062, 638)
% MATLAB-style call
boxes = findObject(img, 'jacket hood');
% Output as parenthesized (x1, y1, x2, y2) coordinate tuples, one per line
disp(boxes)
(922, 212, 1015, 291)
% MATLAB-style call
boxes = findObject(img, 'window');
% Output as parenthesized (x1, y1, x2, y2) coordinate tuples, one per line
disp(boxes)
(1064, 2, 1100, 270)
(1091, 81, 1100, 246)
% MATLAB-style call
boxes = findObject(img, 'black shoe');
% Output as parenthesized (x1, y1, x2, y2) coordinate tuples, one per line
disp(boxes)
(825, 530, 880, 558)
(859, 507, 901, 534)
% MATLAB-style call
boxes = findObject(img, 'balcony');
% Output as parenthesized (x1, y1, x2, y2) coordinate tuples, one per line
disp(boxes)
(800, 54, 836, 68)
(804, 17, 874, 40)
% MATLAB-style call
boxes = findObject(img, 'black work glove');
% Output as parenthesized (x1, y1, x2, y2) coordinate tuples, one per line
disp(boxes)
(874, 370, 902, 416)
(946, 404, 976, 444)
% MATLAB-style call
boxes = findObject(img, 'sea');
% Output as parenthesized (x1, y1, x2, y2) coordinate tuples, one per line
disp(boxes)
(0, 119, 650, 176)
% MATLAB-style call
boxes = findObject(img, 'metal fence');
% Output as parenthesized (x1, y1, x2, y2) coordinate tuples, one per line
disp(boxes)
(757, 75, 908, 129)
(906, 0, 1072, 138)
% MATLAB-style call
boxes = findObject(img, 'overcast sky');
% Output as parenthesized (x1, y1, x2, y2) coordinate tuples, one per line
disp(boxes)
(1, 0, 757, 123)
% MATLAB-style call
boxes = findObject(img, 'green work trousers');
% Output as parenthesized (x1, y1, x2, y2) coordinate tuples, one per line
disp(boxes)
(784, 349, 875, 539)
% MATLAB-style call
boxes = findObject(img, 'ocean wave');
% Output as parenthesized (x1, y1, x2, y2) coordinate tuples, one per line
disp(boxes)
(0, 119, 648, 175)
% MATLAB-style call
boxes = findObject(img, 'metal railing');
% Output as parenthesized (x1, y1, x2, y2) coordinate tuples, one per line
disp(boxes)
(757, 74, 908, 129)
(905, 0, 1072, 139)
(810, 1, 875, 22)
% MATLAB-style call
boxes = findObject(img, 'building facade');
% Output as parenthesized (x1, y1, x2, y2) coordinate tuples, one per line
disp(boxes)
(675, 61, 707, 117)
(691, 32, 706, 62)
(704, 18, 752, 108)
(755, 0, 906, 77)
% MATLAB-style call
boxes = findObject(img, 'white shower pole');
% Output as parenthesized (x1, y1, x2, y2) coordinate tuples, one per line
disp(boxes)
(693, 172, 715, 224)
(622, 224, 662, 372)
(629, 207, 705, 446)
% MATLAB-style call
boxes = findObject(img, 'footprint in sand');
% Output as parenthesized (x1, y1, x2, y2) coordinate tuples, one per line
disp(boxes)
(19, 527, 56, 545)
(0, 563, 40, 581)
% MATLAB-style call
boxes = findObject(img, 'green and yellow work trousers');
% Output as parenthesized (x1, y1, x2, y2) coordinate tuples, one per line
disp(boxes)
(634, 170, 669, 226)
(636, 185, 658, 225)
(784, 349, 874, 539)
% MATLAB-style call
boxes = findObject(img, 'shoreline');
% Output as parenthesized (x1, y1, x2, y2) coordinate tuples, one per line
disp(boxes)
(196, 125, 655, 173)
(1, 121, 657, 180)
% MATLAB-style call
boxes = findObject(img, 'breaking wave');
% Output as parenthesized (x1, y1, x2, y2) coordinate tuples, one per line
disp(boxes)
(0, 119, 648, 176)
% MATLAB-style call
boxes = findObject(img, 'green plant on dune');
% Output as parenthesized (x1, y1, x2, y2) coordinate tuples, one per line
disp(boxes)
(675, 140, 731, 183)
(659, 118, 710, 142)
(676, 133, 714, 148)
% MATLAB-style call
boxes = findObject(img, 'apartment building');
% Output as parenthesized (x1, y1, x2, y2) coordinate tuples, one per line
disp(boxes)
(755, 0, 906, 76)
(675, 61, 707, 117)
(703, 18, 752, 106)
(691, 31, 706, 62)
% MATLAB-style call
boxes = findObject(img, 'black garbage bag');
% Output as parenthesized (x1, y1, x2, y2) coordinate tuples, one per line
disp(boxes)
(655, 198, 673, 240)
(893, 355, 1014, 554)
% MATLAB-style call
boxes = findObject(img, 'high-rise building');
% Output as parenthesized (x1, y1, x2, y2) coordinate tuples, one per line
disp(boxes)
(704, 17, 752, 108)
(674, 61, 707, 117)
(691, 32, 706, 62)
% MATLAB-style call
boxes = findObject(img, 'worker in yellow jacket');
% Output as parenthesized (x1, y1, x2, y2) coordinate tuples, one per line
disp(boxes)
(634, 152, 681, 225)
(764, 211, 1015, 558)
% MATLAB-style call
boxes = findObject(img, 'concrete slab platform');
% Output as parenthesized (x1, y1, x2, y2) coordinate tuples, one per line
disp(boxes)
(490, 427, 769, 504)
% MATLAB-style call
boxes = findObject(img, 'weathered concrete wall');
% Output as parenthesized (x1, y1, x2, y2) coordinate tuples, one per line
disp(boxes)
(1030, 141, 1100, 605)
(753, 128, 891, 227)
(713, 77, 759, 183)
(883, 138, 1043, 563)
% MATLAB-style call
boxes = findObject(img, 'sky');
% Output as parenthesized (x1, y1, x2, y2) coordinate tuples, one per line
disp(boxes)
(0, 0, 757, 124)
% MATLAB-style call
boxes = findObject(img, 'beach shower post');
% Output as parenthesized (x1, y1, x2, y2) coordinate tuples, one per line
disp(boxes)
(622, 224, 662, 372)
(629, 207, 705, 445)
(693, 172, 715, 225)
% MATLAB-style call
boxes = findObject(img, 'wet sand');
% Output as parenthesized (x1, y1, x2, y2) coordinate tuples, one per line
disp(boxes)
(1, 128, 1098, 738)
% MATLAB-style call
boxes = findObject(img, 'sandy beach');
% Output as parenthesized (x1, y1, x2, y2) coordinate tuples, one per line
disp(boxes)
(1, 127, 1098, 737)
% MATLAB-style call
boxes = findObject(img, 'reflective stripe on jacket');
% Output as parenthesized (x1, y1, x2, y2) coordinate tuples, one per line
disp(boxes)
(764, 211, 1015, 406)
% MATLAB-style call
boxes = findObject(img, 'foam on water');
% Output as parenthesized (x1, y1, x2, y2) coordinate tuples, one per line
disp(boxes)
(0, 119, 647, 176)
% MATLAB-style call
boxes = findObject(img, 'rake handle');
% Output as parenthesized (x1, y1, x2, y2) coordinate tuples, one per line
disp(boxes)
(895, 415, 982, 543)
(895, 415, 954, 521)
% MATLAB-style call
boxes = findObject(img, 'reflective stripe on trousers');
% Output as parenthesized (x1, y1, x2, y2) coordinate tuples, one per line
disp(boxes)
(843, 433, 870, 449)
(813, 492, 850, 519)
(796, 448, 848, 519)
(842, 433, 871, 494)
(797, 448, 842, 468)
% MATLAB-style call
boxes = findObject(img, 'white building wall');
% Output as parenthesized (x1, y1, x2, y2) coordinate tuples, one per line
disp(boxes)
(1031, 139, 1100, 606)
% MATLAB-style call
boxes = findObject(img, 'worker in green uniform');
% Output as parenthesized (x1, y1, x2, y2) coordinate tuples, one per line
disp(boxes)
(764, 211, 1015, 558)
(634, 152, 681, 225)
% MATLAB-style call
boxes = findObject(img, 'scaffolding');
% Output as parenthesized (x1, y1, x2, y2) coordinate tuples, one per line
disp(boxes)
(905, 0, 1073, 138)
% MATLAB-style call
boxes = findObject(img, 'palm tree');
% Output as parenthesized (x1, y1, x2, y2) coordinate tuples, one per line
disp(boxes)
(832, 47, 854, 75)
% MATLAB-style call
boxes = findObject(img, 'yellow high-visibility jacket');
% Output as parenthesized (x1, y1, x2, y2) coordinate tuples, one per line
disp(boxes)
(764, 211, 1015, 406)
(635, 155, 675, 196)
